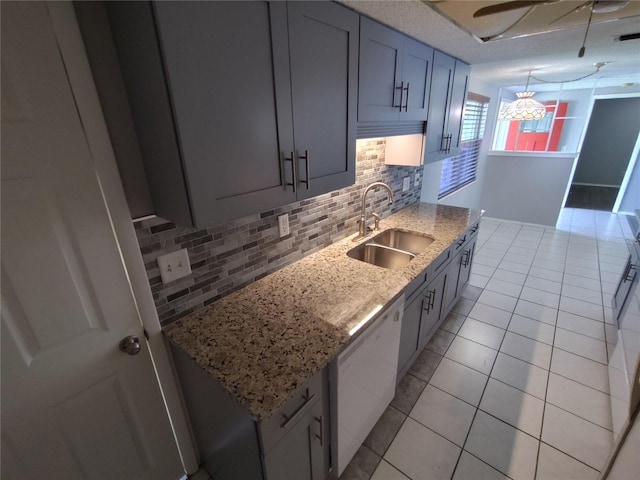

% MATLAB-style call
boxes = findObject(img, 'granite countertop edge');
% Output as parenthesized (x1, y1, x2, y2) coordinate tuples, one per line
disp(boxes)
(164, 202, 483, 421)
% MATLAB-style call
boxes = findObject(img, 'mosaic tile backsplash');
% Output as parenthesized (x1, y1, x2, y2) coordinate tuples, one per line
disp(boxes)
(135, 139, 424, 325)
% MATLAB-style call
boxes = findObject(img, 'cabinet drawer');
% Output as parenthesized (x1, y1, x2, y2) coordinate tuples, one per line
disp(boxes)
(427, 247, 452, 280)
(259, 369, 325, 455)
(404, 270, 428, 301)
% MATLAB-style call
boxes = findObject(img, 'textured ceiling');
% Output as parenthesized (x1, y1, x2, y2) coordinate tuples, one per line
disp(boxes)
(338, 0, 640, 90)
(427, 0, 640, 42)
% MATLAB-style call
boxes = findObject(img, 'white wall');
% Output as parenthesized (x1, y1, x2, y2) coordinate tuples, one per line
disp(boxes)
(479, 152, 577, 226)
(420, 76, 500, 209)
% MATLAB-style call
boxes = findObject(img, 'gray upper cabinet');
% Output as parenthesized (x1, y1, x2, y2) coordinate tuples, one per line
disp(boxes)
(287, 2, 359, 201)
(424, 51, 470, 164)
(358, 17, 433, 123)
(108, 1, 357, 228)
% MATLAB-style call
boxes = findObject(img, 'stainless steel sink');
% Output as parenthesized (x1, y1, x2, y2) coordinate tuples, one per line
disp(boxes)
(372, 229, 435, 254)
(347, 243, 415, 269)
(347, 229, 434, 269)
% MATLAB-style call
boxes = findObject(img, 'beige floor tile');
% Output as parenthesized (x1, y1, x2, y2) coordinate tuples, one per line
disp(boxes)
(384, 418, 460, 480)
(453, 451, 509, 480)
(535, 443, 598, 480)
(546, 373, 612, 430)
(429, 357, 488, 406)
(479, 378, 544, 438)
(465, 411, 539, 480)
(410, 385, 475, 447)
(541, 404, 613, 471)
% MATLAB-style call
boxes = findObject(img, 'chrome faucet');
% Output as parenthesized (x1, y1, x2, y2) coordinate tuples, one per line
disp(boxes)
(358, 182, 393, 237)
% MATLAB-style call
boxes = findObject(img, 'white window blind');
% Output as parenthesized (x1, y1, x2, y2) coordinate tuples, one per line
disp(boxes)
(439, 93, 489, 199)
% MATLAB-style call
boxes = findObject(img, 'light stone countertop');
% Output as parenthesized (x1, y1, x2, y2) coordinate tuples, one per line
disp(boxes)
(164, 202, 482, 421)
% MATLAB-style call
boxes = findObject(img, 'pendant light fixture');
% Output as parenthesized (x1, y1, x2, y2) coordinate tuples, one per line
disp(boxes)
(498, 72, 547, 120)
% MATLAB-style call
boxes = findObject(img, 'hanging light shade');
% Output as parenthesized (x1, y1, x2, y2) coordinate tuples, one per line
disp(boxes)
(498, 71, 547, 121)
(499, 91, 546, 120)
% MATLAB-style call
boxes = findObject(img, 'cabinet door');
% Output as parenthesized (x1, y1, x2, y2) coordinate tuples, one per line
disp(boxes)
(358, 17, 404, 122)
(263, 400, 326, 480)
(153, 1, 296, 227)
(424, 51, 455, 163)
(456, 236, 476, 298)
(288, 2, 358, 200)
(399, 38, 433, 121)
(397, 290, 424, 378)
(447, 60, 471, 157)
(442, 245, 464, 316)
(419, 269, 447, 349)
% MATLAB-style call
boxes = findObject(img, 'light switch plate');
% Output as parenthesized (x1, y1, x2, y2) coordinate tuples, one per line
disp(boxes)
(278, 214, 290, 237)
(414, 173, 421, 187)
(402, 176, 411, 192)
(157, 248, 192, 284)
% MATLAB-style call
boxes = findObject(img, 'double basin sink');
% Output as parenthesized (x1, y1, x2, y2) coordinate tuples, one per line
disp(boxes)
(348, 229, 434, 269)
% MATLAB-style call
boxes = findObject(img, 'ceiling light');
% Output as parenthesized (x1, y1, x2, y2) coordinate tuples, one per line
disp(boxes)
(498, 73, 546, 120)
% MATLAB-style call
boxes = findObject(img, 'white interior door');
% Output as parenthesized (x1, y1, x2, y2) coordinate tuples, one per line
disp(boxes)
(1, 2, 184, 479)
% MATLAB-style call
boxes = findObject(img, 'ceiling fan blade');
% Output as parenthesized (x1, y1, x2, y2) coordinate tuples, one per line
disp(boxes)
(549, 1, 591, 25)
(473, 0, 559, 18)
(480, 5, 540, 41)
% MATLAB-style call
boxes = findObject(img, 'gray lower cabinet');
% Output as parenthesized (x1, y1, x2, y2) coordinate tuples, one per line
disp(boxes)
(397, 251, 450, 378)
(398, 223, 478, 379)
(170, 344, 330, 480)
(397, 287, 425, 377)
(418, 268, 447, 349)
(358, 17, 433, 122)
(424, 51, 470, 164)
(442, 223, 479, 317)
(106, 1, 357, 228)
(262, 400, 327, 480)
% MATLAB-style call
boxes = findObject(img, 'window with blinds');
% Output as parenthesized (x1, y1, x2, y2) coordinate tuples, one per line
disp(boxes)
(439, 93, 490, 199)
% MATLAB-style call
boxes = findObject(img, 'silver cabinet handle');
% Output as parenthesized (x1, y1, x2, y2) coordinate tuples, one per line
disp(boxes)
(403, 82, 410, 111)
(394, 81, 404, 111)
(280, 390, 315, 429)
(282, 151, 297, 193)
(461, 249, 471, 267)
(299, 150, 310, 190)
(315, 415, 324, 446)
(440, 134, 450, 153)
(625, 263, 637, 282)
(422, 289, 436, 313)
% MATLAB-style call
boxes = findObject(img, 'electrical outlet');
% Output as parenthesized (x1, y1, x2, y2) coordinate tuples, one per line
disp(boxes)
(414, 173, 421, 187)
(402, 176, 411, 192)
(278, 214, 290, 237)
(157, 248, 192, 284)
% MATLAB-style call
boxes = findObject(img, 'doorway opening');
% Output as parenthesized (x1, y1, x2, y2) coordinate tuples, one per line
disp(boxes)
(565, 96, 640, 212)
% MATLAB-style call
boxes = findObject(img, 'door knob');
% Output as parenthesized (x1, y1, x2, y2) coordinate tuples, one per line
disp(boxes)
(119, 335, 141, 356)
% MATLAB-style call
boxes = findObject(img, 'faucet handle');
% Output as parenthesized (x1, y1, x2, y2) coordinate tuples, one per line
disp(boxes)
(371, 213, 381, 231)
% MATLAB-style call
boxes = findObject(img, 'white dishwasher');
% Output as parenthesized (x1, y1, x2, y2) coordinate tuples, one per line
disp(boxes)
(331, 295, 404, 476)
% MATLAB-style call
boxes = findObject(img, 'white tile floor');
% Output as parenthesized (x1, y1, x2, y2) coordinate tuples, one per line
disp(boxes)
(341, 208, 630, 480)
